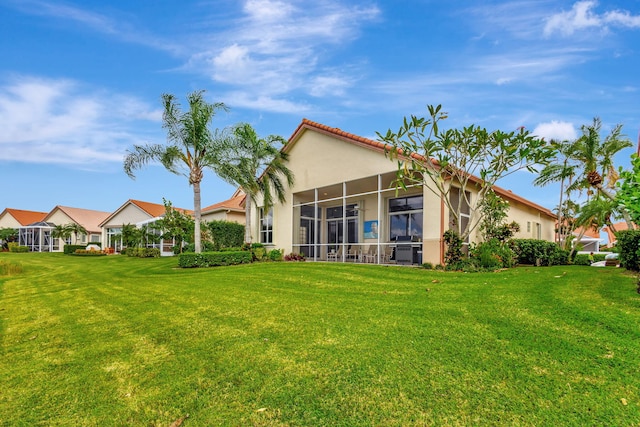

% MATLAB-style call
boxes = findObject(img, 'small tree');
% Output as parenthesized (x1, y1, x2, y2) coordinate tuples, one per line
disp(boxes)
(66, 223, 88, 244)
(51, 224, 72, 246)
(478, 189, 520, 242)
(0, 228, 18, 250)
(617, 154, 640, 226)
(378, 105, 552, 241)
(154, 199, 194, 253)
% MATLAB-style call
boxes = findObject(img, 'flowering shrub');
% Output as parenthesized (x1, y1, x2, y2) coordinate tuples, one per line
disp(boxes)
(284, 252, 305, 262)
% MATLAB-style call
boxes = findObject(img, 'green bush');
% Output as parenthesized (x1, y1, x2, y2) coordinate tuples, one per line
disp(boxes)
(573, 253, 607, 266)
(72, 249, 107, 256)
(268, 249, 284, 261)
(63, 245, 86, 255)
(182, 241, 217, 253)
(178, 251, 252, 268)
(616, 230, 640, 272)
(126, 248, 161, 258)
(443, 230, 463, 266)
(8, 243, 28, 253)
(421, 262, 434, 270)
(511, 239, 569, 266)
(470, 239, 517, 270)
(207, 220, 245, 251)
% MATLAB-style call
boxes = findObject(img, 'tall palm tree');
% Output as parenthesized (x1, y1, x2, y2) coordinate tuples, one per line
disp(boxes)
(213, 123, 294, 244)
(124, 90, 228, 253)
(570, 118, 633, 227)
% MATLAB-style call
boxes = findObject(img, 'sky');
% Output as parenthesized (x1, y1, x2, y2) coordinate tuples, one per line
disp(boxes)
(1, 0, 639, 216)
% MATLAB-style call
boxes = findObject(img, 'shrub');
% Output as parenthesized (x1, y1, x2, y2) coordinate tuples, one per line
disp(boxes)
(126, 248, 161, 258)
(421, 262, 434, 270)
(72, 249, 106, 256)
(182, 241, 217, 253)
(63, 245, 86, 255)
(207, 220, 245, 251)
(284, 252, 306, 262)
(511, 239, 569, 266)
(242, 242, 266, 261)
(573, 253, 607, 266)
(8, 243, 28, 253)
(470, 239, 517, 270)
(616, 230, 640, 272)
(178, 251, 252, 268)
(443, 230, 463, 266)
(268, 249, 284, 261)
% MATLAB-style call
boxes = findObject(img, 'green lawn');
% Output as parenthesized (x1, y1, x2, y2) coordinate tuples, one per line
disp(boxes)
(1, 253, 639, 426)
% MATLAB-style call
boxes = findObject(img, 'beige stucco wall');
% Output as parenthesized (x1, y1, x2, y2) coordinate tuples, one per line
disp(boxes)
(100, 203, 155, 245)
(202, 210, 246, 224)
(0, 214, 22, 229)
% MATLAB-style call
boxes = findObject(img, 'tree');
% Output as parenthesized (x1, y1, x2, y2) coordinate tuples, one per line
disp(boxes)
(213, 123, 294, 244)
(478, 189, 520, 243)
(377, 104, 552, 241)
(617, 154, 640, 225)
(569, 118, 633, 227)
(153, 199, 194, 253)
(51, 224, 73, 246)
(66, 223, 88, 244)
(123, 90, 228, 253)
(0, 228, 18, 250)
(533, 139, 579, 246)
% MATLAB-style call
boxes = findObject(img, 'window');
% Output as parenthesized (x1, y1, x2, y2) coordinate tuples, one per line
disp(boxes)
(389, 195, 423, 240)
(326, 204, 359, 247)
(449, 187, 471, 243)
(260, 207, 273, 244)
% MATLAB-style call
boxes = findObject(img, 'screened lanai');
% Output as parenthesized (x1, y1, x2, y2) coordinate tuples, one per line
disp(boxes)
(18, 221, 56, 252)
(291, 171, 427, 264)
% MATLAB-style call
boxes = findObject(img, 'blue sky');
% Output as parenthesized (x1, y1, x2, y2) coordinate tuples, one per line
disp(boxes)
(1, 0, 639, 215)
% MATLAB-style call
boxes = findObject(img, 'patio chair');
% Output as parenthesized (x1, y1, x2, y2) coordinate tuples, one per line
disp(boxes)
(347, 245, 361, 262)
(363, 245, 377, 263)
(327, 245, 342, 261)
(382, 246, 393, 263)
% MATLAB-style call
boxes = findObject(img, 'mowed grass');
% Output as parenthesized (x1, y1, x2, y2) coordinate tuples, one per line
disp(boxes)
(1, 253, 639, 426)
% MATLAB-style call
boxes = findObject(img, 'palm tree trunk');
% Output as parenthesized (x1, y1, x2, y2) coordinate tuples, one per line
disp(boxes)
(245, 193, 253, 244)
(193, 180, 202, 253)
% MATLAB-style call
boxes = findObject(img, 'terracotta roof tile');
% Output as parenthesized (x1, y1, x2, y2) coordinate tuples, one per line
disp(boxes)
(202, 194, 246, 213)
(0, 208, 48, 226)
(46, 206, 111, 233)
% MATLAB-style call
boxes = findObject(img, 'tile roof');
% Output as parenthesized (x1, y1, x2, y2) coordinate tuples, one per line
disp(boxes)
(202, 193, 246, 213)
(46, 206, 111, 233)
(287, 118, 555, 218)
(0, 208, 48, 226)
(100, 199, 193, 228)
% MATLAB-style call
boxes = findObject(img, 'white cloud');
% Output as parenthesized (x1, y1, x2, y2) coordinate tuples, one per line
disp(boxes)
(532, 120, 577, 141)
(0, 76, 161, 165)
(187, 0, 380, 107)
(544, 1, 640, 37)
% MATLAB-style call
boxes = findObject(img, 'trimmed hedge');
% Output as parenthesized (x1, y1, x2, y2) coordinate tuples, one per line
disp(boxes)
(178, 251, 252, 268)
(72, 249, 107, 257)
(511, 239, 569, 266)
(64, 245, 87, 255)
(616, 230, 640, 272)
(207, 220, 245, 251)
(7, 243, 28, 253)
(126, 248, 161, 258)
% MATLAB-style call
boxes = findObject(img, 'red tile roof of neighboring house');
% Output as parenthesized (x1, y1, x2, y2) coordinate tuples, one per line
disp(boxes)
(45, 206, 111, 234)
(573, 225, 601, 239)
(603, 221, 637, 245)
(0, 208, 48, 226)
(287, 119, 555, 219)
(202, 193, 246, 213)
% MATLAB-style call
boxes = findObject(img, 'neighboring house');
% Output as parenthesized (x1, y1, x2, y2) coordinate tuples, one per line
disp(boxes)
(201, 189, 246, 224)
(571, 226, 603, 252)
(602, 222, 637, 248)
(0, 208, 47, 229)
(14, 205, 109, 252)
(247, 119, 557, 265)
(99, 199, 192, 256)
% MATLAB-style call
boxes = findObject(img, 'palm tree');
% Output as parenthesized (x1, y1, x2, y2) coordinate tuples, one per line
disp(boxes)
(570, 118, 633, 227)
(51, 224, 72, 248)
(213, 123, 294, 244)
(533, 139, 579, 246)
(124, 90, 228, 253)
(66, 223, 88, 244)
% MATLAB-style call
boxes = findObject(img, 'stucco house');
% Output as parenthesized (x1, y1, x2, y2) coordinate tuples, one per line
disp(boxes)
(0, 208, 48, 229)
(99, 199, 193, 256)
(246, 119, 556, 265)
(14, 206, 109, 252)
